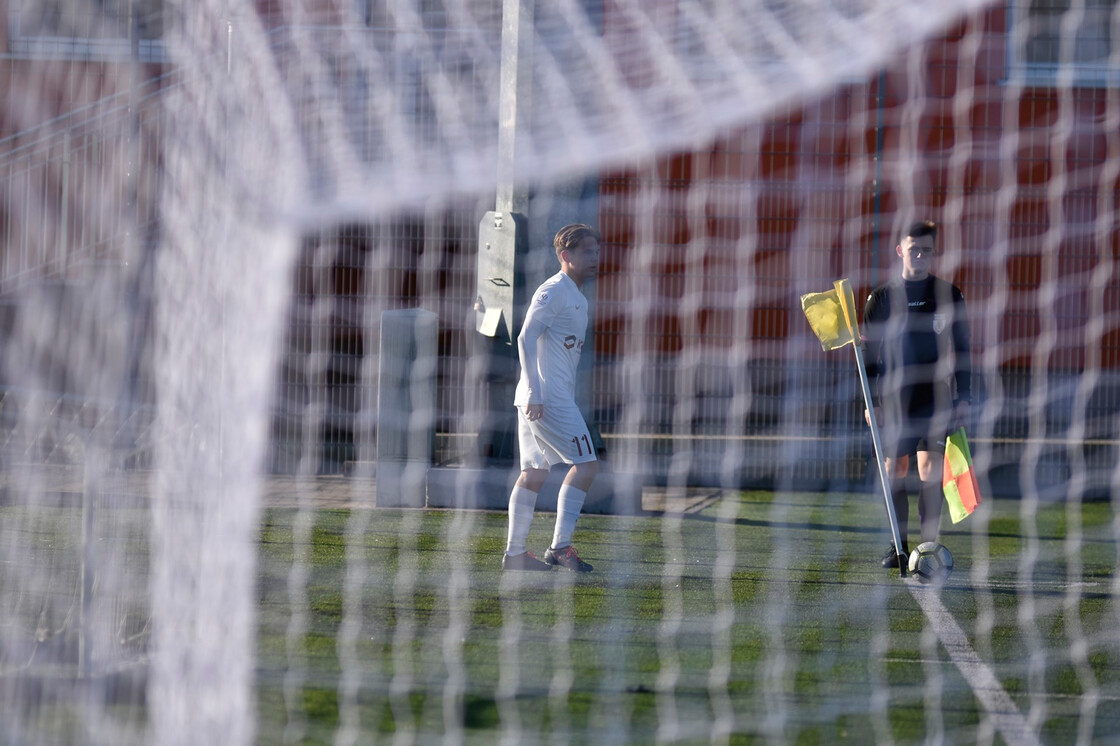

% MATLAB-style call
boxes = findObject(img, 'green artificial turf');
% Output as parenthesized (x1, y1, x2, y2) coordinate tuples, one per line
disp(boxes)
(1, 489, 1115, 743)
(253, 491, 1120, 744)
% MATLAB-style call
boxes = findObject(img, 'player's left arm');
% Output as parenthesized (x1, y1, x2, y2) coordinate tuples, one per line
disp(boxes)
(951, 286, 972, 425)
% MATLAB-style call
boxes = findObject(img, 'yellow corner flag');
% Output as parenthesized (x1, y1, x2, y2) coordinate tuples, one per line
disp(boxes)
(801, 279, 861, 351)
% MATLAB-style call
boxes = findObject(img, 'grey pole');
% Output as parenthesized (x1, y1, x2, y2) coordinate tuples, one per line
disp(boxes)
(473, 0, 534, 463)
(496, 0, 533, 220)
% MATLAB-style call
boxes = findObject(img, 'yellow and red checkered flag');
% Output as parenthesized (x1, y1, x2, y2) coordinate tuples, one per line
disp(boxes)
(943, 427, 981, 523)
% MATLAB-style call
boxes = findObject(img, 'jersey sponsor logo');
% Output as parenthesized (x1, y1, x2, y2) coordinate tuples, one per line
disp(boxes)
(536, 292, 550, 306)
(563, 335, 583, 350)
(933, 313, 947, 335)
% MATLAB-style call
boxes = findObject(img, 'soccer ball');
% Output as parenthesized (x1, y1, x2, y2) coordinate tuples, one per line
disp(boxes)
(907, 541, 954, 585)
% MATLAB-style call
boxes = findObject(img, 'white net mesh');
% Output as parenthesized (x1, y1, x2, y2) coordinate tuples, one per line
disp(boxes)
(1, 0, 1118, 743)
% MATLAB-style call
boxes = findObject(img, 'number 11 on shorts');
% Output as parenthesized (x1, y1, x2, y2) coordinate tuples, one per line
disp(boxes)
(571, 434, 592, 456)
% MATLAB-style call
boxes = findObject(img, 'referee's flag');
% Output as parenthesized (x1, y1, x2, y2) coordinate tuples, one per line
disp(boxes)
(800, 279, 861, 351)
(943, 427, 981, 523)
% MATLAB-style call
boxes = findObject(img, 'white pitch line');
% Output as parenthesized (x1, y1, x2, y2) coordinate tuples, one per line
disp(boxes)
(907, 581, 1042, 746)
(972, 580, 1100, 592)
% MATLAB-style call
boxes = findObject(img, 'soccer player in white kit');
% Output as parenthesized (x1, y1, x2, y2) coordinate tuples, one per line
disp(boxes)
(502, 224, 601, 572)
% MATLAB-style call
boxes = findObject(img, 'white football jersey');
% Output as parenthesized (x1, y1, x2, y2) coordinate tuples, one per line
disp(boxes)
(514, 271, 588, 407)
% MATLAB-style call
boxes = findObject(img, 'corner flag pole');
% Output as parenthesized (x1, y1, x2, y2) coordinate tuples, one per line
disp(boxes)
(801, 278, 908, 578)
(849, 338, 908, 577)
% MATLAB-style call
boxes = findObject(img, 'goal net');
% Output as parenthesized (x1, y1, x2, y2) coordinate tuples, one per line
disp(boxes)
(1, 0, 1117, 743)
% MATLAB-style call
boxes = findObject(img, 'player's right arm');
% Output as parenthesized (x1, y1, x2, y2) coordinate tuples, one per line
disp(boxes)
(861, 289, 887, 379)
(861, 288, 887, 425)
(517, 291, 556, 420)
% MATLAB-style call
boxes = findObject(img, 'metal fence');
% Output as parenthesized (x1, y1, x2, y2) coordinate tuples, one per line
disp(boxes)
(278, 208, 1119, 499)
(0, 72, 172, 292)
(2, 28, 1118, 500)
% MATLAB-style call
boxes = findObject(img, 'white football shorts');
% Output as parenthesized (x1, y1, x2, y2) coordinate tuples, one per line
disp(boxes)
(516, 402, 598, 470)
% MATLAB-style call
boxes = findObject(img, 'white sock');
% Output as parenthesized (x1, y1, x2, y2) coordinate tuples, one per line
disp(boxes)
(505, 486, 538, 556)
(551, 485, 587, 550)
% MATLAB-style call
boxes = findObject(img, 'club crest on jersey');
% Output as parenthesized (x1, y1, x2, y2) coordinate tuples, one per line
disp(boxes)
(563, 335, 582, 350)
(933, 313, 947, 335)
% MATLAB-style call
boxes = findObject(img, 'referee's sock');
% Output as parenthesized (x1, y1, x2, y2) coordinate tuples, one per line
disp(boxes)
(551, 485, 587, 550)
(918, 481, 944, 544)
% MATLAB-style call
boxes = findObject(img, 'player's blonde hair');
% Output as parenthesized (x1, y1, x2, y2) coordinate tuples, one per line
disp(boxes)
(554, 223, 601, 263)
